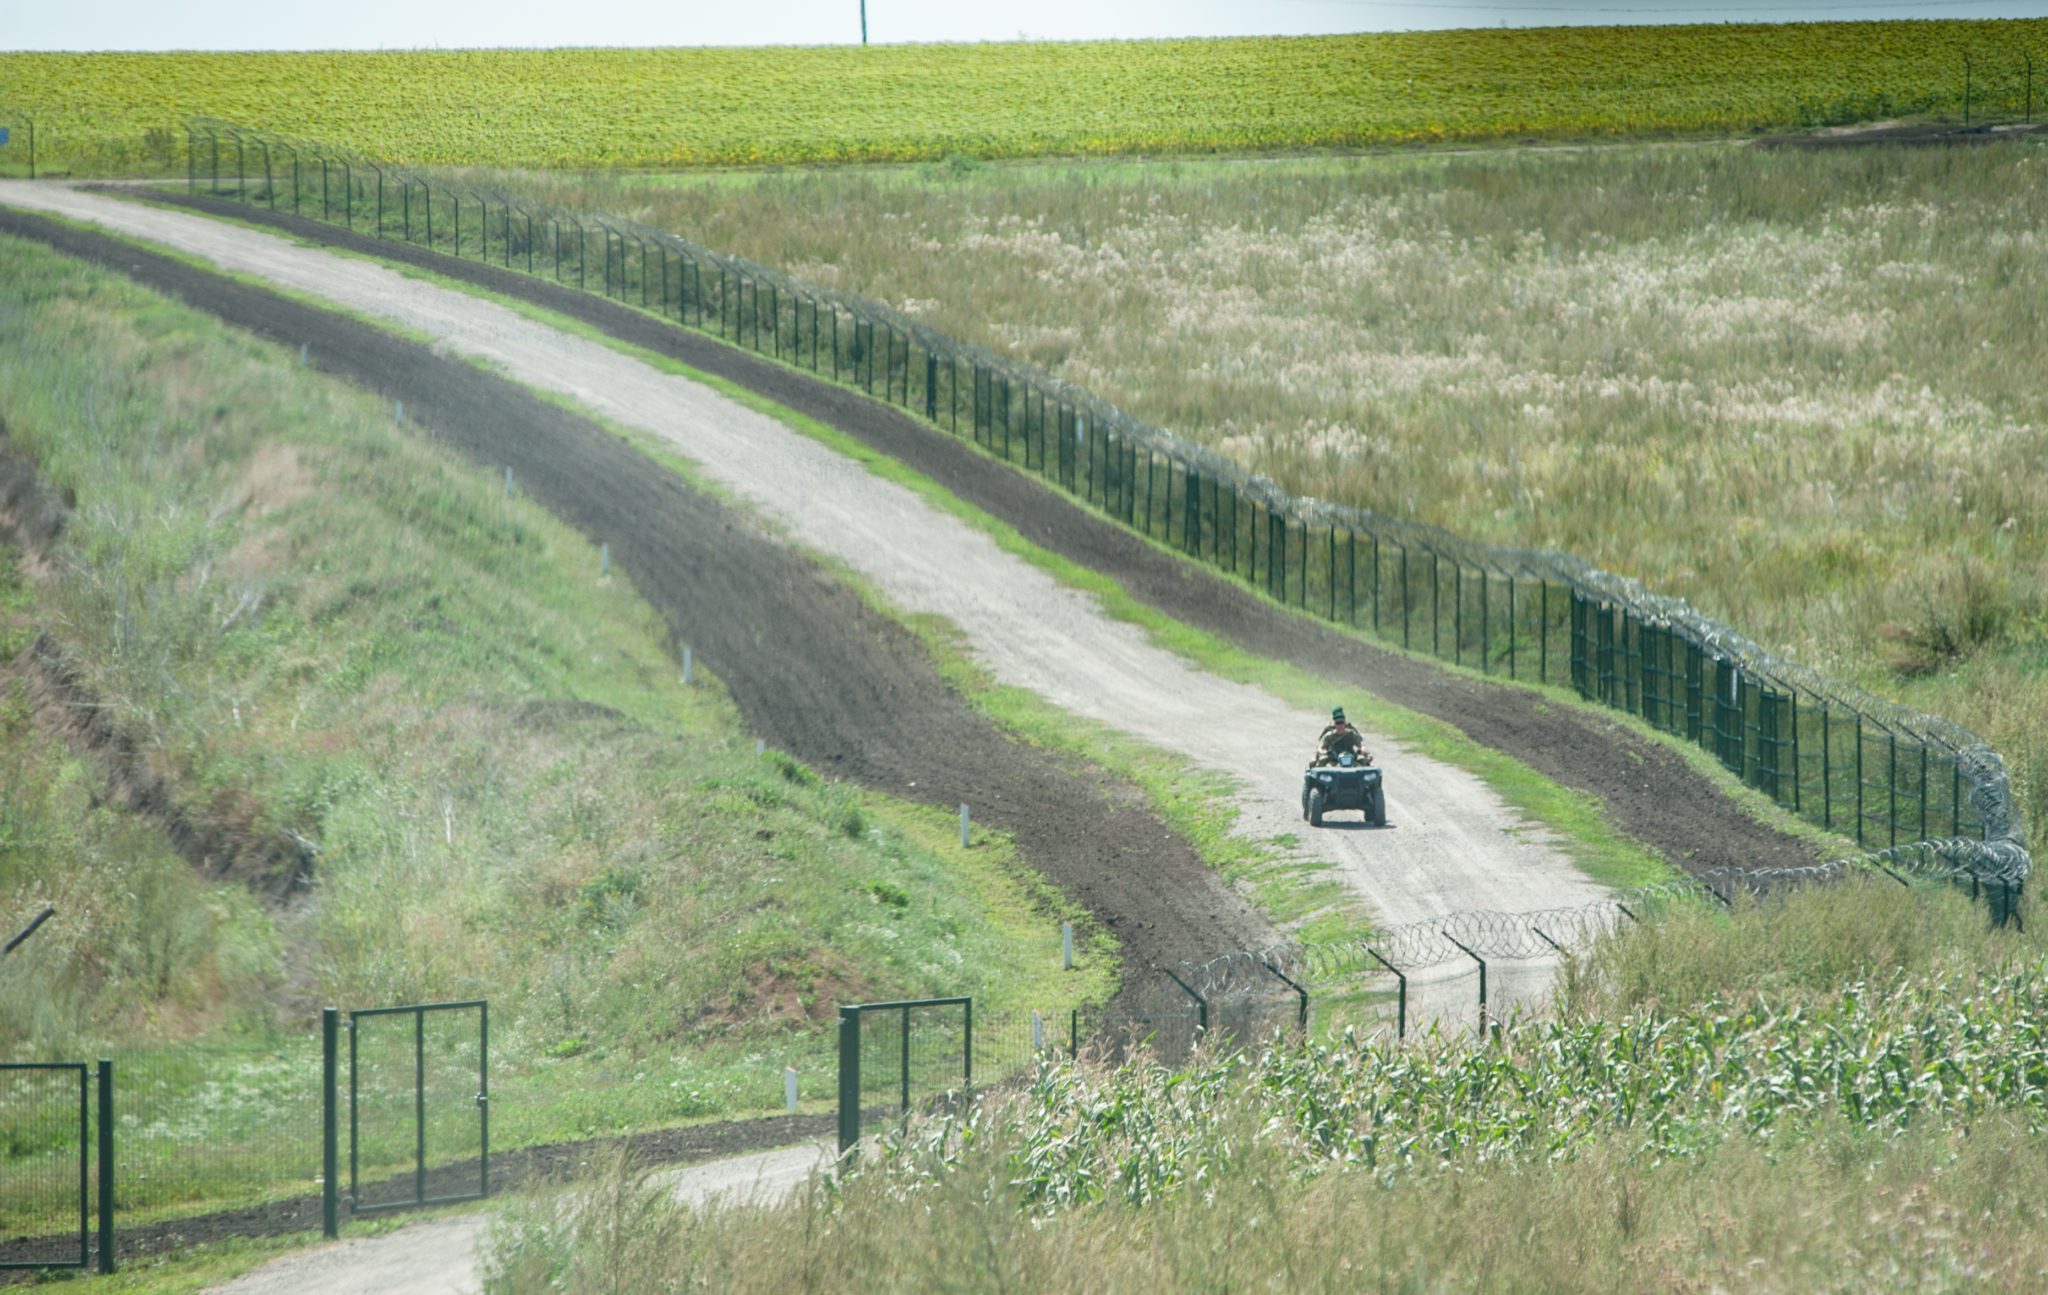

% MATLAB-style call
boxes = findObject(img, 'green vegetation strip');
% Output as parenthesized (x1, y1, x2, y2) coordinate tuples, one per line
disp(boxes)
(483, 880, 2048, 1293)
(6, 20, 2048, 176)
(0, 231, 1107, 1231)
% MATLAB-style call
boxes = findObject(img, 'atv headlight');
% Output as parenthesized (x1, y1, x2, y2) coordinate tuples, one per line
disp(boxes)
(1362, 770, 1381, 785)
(1317, 774, 1334, 785)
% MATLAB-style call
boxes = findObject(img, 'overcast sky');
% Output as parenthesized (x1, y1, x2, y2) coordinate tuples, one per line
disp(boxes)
(8, 0, 2047, 50)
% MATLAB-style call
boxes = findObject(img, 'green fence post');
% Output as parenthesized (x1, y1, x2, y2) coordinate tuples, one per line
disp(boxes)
(1431, 553, 1441, 657)
(1298, 520, 1308, 609)
(1370, 534, 1384, 634)
(323, 1008, 339, 1238)
(1441, 933, 1487, 1040)
(1070, 1009, 1079, 1060)
(1888, 732, 1899, 849)
(1952, 757, 1963, 836)
(1160, 966, 1208, 1037)
(1327, 525, 1337, 621)
(963, 999, 974, 1088)
(1827, 705, 1851, 828)
(1855, 715, 1866, 846)
(1507, 577, 1516, 678)
(478, 1002, 490, 1200)
(899, 1004, 910, 1117)
(1363, 947, 1405, 1041)
(1347, 531, 1357, 625)
(414, 1010, 426, 1206)
(1480, 570, 1490, 673)
(836, 1010, 860, 1157)
(1400, 544, 1410, 649)
(96, 1059, 114, 1275)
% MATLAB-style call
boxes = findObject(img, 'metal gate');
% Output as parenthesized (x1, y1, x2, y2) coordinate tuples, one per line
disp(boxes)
(348, 1000, 488, 1214)
(0, 1061, 111, 1272)
(836, 997, 971, 1156)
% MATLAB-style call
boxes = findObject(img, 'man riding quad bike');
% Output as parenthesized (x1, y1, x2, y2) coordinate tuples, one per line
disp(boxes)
(1303, 707, 1386, 827)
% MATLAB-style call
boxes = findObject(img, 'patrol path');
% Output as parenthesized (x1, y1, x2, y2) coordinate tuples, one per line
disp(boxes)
(0, 183, 1605, 978)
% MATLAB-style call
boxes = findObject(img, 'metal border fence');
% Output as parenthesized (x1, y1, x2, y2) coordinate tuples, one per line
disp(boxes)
(347, 999, 489, 1216)
(0, 1060, 113, 1273)
(182, 119, 2029, 895)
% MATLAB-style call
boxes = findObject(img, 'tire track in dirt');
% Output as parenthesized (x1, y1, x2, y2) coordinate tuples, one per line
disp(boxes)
(0, 202, 1278, 989)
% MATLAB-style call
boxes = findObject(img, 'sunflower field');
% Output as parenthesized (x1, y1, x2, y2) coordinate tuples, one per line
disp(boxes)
(2, 20, 2045, 176)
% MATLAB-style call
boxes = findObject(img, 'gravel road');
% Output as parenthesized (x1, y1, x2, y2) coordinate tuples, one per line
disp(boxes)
(203, 1142, 831, 1295)
(0, 183, 1604, 932)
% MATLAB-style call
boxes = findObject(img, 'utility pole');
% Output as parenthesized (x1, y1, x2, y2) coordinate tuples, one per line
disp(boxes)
(861, 0, 868, 44)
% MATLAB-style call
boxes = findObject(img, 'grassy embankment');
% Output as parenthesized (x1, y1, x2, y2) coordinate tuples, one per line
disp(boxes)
(4, 20, 2048, 176)
(500, 140, 2048, 839)
(0, 232, 1111, 1229)
(484, 879, 2048, 1293)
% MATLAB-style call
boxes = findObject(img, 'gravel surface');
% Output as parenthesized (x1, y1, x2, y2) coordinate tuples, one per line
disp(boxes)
(202, 1142, 831, 1295)
(0, 183, 1606, 938)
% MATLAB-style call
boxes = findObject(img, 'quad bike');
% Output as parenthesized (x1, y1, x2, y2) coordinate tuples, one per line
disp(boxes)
(1302, 750, 1386, 827)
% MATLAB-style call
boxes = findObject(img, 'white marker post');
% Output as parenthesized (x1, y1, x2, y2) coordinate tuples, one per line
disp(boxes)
(683, 646, 694, 685)
(504, 466, 514, 497)
(1031, 1011, 1044, 1052)
(960, 804, 970, 848)
(394, 399, 404, 424)
(1062, 923, 1075, 971)
(600, 543, 610, 577)
(784, 1066, 799, 1113)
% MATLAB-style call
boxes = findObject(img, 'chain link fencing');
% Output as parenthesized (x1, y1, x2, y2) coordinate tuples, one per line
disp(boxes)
(181, 120, 2027, 893)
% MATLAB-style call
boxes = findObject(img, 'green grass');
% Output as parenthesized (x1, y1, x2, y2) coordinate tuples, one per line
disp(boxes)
(481, 880, 2048, 1294)
(488, 138, 2046, 849)
(5, 22, 2048, 177)
(0, 230, 1110, 1232)
(141, 202, 1671, 912)
(552, 315, 1678, 897)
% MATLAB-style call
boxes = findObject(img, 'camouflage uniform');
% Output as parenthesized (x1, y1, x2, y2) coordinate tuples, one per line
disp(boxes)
(1316, 722, 1364, 763)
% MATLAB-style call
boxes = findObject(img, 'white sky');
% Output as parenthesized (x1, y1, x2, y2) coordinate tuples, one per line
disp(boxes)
(8, 0, 2047, 50)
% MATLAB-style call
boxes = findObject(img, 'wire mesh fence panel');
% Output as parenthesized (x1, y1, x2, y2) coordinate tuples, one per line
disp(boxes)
(419, 1007, 486, 1205)
(188, 120, 2029, 895)
(113, 1039, 319, 1223)
(349, 1012, 418, 1211)
(349, 1002, 486, 1214)
(0, 1064, 87, 1267)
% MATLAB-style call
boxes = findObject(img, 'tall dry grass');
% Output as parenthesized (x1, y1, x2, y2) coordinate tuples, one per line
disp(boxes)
(492, 140, 2048, 836)
(484, 881, 2048, 1293)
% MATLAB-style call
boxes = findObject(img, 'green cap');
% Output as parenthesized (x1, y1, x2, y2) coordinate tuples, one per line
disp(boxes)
(1332, 706, 1345, 721)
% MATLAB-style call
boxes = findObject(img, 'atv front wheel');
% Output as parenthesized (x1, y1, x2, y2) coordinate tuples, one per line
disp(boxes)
(1368, 787, 1386, 826)
(1308, 787, 1327, 827)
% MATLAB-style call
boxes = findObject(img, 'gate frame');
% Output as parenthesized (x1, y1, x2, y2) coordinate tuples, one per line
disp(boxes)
(836, 996, 971, 1157)
(346, 999, 489, 1217)
(0, 1060, 113, 1274)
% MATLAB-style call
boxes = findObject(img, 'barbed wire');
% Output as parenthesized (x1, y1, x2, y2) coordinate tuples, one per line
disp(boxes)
(186, 120, 2027, 866)
(1167, 845, 2029, 1002)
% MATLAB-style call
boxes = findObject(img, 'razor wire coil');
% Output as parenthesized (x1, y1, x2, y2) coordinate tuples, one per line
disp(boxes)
(184, 120, 2027, 877)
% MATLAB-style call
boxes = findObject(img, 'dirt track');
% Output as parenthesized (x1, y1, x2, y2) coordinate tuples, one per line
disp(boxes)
(125, 185, 1818, 883)
(0, 185, 1631, 937)
(0, 203, 1277, 983)
(204, 1139, 832, 1295)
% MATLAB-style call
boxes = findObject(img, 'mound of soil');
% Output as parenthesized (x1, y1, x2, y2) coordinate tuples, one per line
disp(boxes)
(109, 190, 1816, 880)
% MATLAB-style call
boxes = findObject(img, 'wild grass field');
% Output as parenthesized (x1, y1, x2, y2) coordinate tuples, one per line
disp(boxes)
(3, 20, 2047, 176)
(0, 233, 1111, 1226)
(492, 139, 2048, 838)
(483, 879, 2048, 1294)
